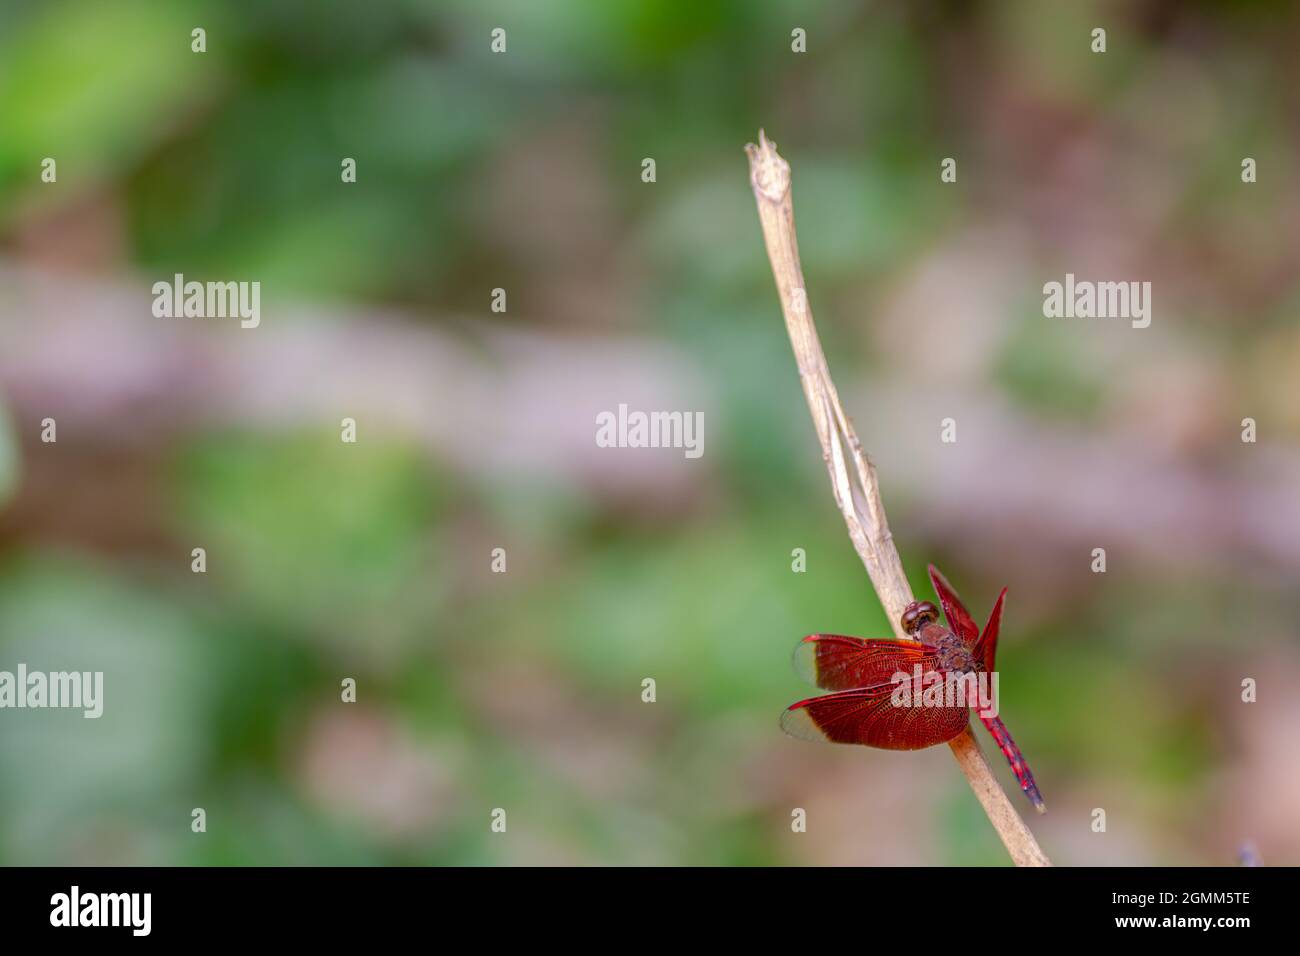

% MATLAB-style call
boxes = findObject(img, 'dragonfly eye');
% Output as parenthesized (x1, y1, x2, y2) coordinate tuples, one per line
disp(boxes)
(901, 601, 939, 635)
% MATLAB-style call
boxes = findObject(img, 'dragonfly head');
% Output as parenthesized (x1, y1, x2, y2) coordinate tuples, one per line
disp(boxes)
(901, 600, 939, 636)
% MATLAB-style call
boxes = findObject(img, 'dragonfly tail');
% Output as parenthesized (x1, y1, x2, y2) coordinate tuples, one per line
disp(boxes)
(979, 713, 1046, 814)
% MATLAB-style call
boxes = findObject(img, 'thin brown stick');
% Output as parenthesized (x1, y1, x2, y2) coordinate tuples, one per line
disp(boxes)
(746, 130, 1051, 867)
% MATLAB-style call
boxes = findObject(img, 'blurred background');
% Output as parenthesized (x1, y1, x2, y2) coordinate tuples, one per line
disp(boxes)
(1, 0, 1298, 866)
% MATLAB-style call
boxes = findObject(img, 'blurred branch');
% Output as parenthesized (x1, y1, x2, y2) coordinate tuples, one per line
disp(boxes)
(0, 263, 712, 511)
(3, 262, 1296, 582)
(746, 130, 1051, 867)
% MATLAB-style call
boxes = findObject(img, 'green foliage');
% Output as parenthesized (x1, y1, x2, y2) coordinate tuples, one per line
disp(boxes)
(0, 559, 212, 863)
(175, 431, 445, 652)
(0, 0, 213, 195)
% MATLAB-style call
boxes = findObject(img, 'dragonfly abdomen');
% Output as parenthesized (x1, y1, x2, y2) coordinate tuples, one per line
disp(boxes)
(979, 713, 1046, 813)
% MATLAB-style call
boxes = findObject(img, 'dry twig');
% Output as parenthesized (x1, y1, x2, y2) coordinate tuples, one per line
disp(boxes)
(746, 130, 1051, 867)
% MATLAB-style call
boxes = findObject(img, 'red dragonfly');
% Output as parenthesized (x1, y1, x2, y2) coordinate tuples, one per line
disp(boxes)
(781, 564, 1045, 812)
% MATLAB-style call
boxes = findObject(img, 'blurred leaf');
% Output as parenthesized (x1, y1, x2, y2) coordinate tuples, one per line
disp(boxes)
(0, 0, 214, 195)
(480, 514, 893, 713)
(995, 308, 1106, 419)
(0, 559, 213, 863)
(175, 431, 445, 656)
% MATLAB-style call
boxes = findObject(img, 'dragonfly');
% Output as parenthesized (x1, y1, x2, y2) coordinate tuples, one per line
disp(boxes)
(781, 564, 1046, 812)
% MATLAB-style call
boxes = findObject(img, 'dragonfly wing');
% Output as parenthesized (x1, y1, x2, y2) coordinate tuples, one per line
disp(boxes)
(782, 683, 970, 750)
(928, 564, 979, 646)
(793, 634, 940, 690)
(973, 587, 1007, 673)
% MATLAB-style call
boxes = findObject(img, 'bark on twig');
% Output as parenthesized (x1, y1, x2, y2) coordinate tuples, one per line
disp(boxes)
(746, 130, 1051, 867)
